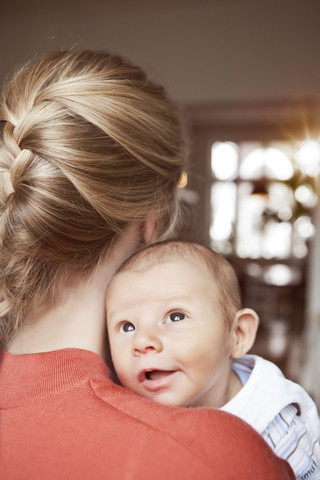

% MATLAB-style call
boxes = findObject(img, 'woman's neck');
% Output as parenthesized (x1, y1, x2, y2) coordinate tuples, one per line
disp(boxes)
(7, 268, 110, 357)
(6, 223, 142, 357)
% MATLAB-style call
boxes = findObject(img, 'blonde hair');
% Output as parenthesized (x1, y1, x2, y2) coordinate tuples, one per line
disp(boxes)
(0, 49, 187, 345)
(115, 240, 242, 328)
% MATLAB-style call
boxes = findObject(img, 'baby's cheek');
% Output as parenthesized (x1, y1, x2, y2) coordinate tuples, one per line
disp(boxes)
(114, 353, 131, 379)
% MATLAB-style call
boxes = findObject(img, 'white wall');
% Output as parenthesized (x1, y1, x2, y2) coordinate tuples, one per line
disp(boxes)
(1, 0, 319, 104)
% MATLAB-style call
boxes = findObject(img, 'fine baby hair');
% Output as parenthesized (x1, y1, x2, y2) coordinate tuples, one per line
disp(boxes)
(0, 49, 187, 346)
(114, 239, 242, 328)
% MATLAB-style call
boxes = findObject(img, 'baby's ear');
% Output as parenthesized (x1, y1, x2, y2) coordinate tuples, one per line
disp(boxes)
(231, 308, 259, 359)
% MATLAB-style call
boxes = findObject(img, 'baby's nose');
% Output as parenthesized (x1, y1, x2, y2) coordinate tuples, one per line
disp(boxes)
(132, 331, 163, 356)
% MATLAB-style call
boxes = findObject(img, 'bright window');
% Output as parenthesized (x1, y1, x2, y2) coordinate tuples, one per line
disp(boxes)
(210, 140, 318, 263)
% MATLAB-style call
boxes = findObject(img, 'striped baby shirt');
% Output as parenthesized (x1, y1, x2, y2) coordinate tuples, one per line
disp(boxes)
(222, 355, 320, 479)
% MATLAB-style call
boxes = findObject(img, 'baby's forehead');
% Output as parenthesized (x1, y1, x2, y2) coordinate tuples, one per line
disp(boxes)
(122, 248, 202, 272)
(119, 252, 197, 279)
(111, 252, 216, 293)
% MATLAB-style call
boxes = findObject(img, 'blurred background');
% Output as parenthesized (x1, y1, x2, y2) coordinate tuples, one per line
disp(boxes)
(1, 0, 320, 406)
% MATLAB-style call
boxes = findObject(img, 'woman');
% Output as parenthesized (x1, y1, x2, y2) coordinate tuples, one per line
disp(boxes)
(0, 49, 294, 479)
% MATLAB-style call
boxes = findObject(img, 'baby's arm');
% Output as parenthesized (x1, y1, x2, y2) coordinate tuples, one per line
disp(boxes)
(262, 404, 320, 479)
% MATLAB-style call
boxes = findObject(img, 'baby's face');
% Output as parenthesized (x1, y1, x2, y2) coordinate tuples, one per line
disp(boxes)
(106, 255, 236, 408)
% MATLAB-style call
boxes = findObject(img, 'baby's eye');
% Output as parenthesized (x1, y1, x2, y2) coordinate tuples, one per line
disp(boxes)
(166, 312, 186, 323)
(120, 322, 135, 333)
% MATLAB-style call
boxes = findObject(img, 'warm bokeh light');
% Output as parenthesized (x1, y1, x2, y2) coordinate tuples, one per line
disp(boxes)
(263, 264, 301, 286)
(210, 183, 236, 241)
(294, 215, 315, 239)
(295, 185, 318, 208)
(296, 140, 320, 177)
(210, 139, 319, 260)
(240, 147, 293, 180)
(211, 142, 238, 180)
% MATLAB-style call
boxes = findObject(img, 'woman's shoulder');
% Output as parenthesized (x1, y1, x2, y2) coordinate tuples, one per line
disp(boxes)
(91, 374, 294, 479)
(0, 348, 295, 479)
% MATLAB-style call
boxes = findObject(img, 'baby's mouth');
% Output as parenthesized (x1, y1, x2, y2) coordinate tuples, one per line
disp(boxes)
(139, 369, 179, 391)
(145, 370, 175, 381)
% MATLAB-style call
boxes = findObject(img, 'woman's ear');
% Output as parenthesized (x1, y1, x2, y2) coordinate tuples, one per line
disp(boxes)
(142, 211, 158, 245)
(231, 308, 259, 359)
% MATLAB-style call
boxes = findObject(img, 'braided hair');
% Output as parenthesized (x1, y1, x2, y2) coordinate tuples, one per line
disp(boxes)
(0, 50, 187, 345)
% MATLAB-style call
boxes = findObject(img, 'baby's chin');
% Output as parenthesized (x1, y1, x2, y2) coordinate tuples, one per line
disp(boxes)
(137, 391, 189, 408)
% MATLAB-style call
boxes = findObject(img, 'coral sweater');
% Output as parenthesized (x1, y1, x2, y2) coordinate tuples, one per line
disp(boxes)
(0, 348, 294, 480)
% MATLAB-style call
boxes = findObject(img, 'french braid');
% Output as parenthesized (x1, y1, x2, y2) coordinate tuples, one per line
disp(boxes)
(0, 49, 187, 346)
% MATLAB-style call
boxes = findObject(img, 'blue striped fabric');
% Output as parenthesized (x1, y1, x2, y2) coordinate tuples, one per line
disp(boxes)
(262, 404, 320, 479)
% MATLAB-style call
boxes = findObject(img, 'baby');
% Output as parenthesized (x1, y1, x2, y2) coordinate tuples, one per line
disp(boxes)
(106, 240, 320, 479)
